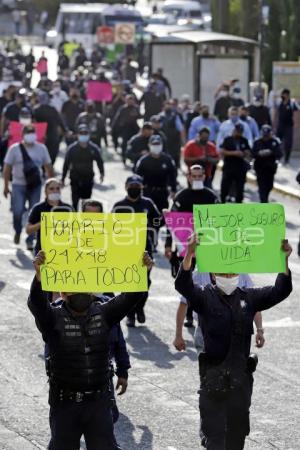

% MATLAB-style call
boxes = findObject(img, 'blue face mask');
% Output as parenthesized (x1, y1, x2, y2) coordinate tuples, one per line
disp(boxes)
(78, 134, 90, 144)
(231, 116, 239, 124)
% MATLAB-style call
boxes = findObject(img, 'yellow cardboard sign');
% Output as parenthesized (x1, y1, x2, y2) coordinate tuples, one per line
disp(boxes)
(40, 212, 148, 293)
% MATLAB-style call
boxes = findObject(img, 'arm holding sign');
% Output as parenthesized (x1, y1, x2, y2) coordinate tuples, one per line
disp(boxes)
(102, 252, 153, 327)
(28, 251, 55, 335)
(175, 234, 207, 315)
(248, 240, 292, 313)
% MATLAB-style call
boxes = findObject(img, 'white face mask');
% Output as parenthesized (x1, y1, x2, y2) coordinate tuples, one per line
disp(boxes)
(24, 133, 37, 145)
(48, 193, 61, 202)
(150, 145, 163, 155)
(215, 276, 239, 295)
(20, 117, 32, 126)
(192, 180, 204, 190)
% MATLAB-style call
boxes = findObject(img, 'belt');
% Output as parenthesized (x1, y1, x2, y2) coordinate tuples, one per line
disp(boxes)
(58, 387, 107, 403)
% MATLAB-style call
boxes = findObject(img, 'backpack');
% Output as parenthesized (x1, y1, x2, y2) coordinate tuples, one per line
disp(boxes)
(19, 143, 41, 190)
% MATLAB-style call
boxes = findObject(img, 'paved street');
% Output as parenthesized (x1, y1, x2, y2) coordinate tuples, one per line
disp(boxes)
(0, 144, 299, 450)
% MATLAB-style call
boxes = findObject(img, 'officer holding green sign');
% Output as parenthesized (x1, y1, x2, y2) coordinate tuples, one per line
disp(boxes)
(175, 234, 292, 450)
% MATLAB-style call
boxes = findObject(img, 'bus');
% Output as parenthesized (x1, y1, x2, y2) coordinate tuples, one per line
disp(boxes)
(46, 3, 144, 50)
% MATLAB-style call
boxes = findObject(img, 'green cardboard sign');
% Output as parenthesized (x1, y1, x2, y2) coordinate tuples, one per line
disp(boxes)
(193, 203, 286, 273)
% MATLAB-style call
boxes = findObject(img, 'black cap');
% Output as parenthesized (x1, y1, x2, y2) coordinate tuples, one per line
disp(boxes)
(78, 124, 89, 133)
(142, 122, 153, 130)
(126, 175, 143, 186)
(261, 124, 272, 135)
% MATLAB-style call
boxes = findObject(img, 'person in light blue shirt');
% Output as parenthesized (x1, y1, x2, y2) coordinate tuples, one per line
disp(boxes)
(239, 105, 260, 141)
(216, 106, 253, 149)
(188, 105, 220, 142)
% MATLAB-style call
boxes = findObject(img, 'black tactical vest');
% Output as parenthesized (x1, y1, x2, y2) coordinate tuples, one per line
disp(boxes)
(49, 304, 110, 391)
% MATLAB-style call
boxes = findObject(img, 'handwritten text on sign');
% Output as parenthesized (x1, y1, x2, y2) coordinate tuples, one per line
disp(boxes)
(41, 212, 148, 292)
(193, 203, 286, 273)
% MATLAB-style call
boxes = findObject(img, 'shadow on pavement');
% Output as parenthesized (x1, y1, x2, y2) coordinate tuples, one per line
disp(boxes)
(115, 413, 153, 450)
(127, 326, 197, 369)
(10, 249, 33, 270)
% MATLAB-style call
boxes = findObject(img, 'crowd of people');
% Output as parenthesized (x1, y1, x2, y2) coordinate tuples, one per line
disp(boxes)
(0, 42, 296, 450)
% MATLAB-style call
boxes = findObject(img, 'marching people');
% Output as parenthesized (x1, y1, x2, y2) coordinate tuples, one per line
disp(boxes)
(183, 127, 219, 188)
(26, 178, 72, 255)
(248, 94, 271, 130)
(81, 199, 131, 423)
(111, 94, 141, 165)
(173, 272, 265, 354)
(61, 124, 104, 210)
(276, 88, 299, 164)
(112, 175, 161, 327)
(3, 125, 53, 248)
(217, 106, 253, 149)
(175, 234, 292, 450)
(165, 165, 218, 327)
(220, 123, 251, 203)
(76, 100, 107, 148)
(159, 100, 185, 168)
(135, 134, 177, 212)
(251, 125, 283, 202)
(126, 122, 153, 166)
(188, 105, 220, 143)
(28, 250, 153, 450)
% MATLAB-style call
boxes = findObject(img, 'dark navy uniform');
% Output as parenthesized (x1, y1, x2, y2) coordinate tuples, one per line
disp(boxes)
(175, 265, 292, 450)
(166, 187, 218, 323)
(220, 135, 250, 203)
(62, 140, 104, 210)
(112, 196, 161, 323)
(28, 277, 141, 450)
(252, 135, 282, 202)
(135, 152, 177, 211)
(277, 98, 298, 163)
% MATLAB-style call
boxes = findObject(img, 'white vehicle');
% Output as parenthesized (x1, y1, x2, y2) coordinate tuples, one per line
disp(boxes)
(162, 0, 203, 26)
(46, 3, 143, 50)
(0, 0, 17, 10)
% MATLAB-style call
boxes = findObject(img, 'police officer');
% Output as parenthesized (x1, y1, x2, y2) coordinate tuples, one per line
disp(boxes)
(135, 134, 177, 212)
(112, 175, 161, 327)
(62, 124, 104, 210)
(165, 165, 218, 327)
(159, 100, 185, 168)
(175, 234, 292, 450)
(276, 88, 299, 164)
(28, 250, 153, 450)
(252, 125, 283, 203)
(125, 122, 153, 166)
(220, 123, 251, 203)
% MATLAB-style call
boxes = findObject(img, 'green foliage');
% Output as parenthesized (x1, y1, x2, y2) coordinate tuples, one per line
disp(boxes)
(210, 0, 300, 86)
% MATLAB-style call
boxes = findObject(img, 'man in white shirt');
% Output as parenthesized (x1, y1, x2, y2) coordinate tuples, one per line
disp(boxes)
(3, 125, 53, 249)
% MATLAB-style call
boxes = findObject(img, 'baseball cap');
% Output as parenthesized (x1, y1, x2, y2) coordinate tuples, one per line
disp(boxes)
(149, 135, 162, 145)
(261, 124, 272, 135)
(78, 124, 89, 133)
(125, 175, 143, 186)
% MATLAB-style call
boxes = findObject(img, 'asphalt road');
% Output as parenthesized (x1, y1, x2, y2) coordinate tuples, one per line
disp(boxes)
(0, 146, 299, 450)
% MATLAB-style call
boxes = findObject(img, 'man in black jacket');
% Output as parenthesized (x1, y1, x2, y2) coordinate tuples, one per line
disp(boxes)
(251, 125, 282, 202)
(62, 124, 104, 210)
(175, 234, 292, 450)
(28, 250, 152, 450)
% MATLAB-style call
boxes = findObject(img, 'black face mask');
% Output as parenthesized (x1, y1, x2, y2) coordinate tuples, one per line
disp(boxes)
(127, 187, 142, 200)
(67, 293, 93, 313)
(202, 112, 209, 118)
(240, 115, 247, 121)
(198, 138, 208, 145)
